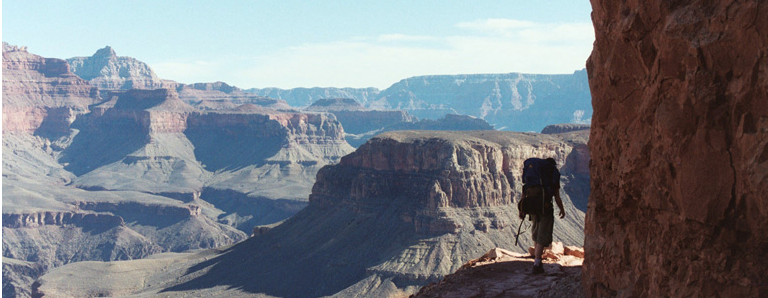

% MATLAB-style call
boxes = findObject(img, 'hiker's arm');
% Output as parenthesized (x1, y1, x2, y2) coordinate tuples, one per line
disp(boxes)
(555, 189, 565, 219)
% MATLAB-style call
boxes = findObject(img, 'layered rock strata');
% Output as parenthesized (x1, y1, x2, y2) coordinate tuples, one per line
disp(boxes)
(306, 98, 495, 148)
(371, 70, 591, 132)
(305, 97, 417, 134)
(2, 43, 99, 136)
(3, 45, 353, 297)
(177, 81, 292, 110)
(585, 0, 768, 297)
(33, 130, 589, 298)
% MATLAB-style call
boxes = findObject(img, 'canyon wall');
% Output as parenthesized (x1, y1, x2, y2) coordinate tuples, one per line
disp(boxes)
(372, 70, 592, 132)
(33, 130, 589, 298)
(585, 1, 768, 297)
(305, 98, 496, 148)
(2, 43, 99, 137)
(3, 45, 354, 297)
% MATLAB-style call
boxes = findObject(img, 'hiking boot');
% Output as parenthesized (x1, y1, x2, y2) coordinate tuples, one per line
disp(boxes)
(531, 264, 544, 274)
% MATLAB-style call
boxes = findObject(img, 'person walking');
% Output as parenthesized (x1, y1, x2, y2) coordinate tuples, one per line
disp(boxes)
(521, 157, 566, 274)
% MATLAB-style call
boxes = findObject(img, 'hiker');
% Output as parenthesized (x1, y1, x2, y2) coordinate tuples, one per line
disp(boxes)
(520, 157, 566, 274)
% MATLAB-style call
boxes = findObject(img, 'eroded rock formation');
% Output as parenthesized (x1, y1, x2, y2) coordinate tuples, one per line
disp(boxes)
(33, 130, 589, 298)
(3, 45, 354, 297)
(585, 1, 768, 297)
(66, 46, 169, 90)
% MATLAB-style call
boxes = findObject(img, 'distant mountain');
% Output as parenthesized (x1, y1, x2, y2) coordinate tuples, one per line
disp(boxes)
(66, 47, 590, 132)
(372, 70, 592, 132)
(249, 70, 591, 132)
(245, 87, 381, 108)
(66, 46, 171, 90)
(178, 81, 293, 110)
(305, 98, 494, 147)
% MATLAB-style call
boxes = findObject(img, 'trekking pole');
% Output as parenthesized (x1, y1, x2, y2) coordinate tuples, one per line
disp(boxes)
(514, 218, 525, 246)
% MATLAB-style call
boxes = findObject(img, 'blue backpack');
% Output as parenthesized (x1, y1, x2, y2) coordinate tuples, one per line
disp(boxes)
(519, 158, 558, 218)
(522, 158, 550, 187)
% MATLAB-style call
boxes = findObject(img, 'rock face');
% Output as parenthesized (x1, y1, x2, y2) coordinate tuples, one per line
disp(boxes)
(585, 1, 768, 297)
(66, 46, 169, 90)
(33, 130, 589, 298)
(371, 70, 591, 132)
(2, 43, 99, 136)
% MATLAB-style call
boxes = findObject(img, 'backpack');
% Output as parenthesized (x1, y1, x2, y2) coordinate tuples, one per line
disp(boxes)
(518, 158, 550, 219)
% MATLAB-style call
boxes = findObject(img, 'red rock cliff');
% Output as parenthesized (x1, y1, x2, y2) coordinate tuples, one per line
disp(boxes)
(2, 43, 99, 135)
(585, 1, 768, 297)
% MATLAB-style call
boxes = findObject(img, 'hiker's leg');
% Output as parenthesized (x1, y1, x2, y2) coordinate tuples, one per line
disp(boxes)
(535, 242, 544, 260)
(534, 242, 544, 266)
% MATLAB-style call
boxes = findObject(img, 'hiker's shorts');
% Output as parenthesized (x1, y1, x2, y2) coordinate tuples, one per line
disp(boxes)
(531, 209, 554, 247)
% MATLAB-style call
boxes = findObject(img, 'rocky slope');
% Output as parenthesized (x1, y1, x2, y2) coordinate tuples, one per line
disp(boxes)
(60, 87, 352, 225)
(33, 130, 589, 298)
(585, 0, 768, 297)
(66, 46, 169, 90)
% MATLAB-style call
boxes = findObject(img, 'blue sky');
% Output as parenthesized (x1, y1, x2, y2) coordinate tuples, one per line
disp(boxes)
(3, 1, 594, 89)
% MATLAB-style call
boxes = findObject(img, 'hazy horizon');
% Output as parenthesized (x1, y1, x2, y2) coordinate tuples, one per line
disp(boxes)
(3, 0, 594, 89)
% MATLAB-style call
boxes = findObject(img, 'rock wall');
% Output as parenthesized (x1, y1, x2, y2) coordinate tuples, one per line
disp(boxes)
(585, 1, 768, 297)
(311, 130, 589, 236)
(2, 43, 99, 135)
